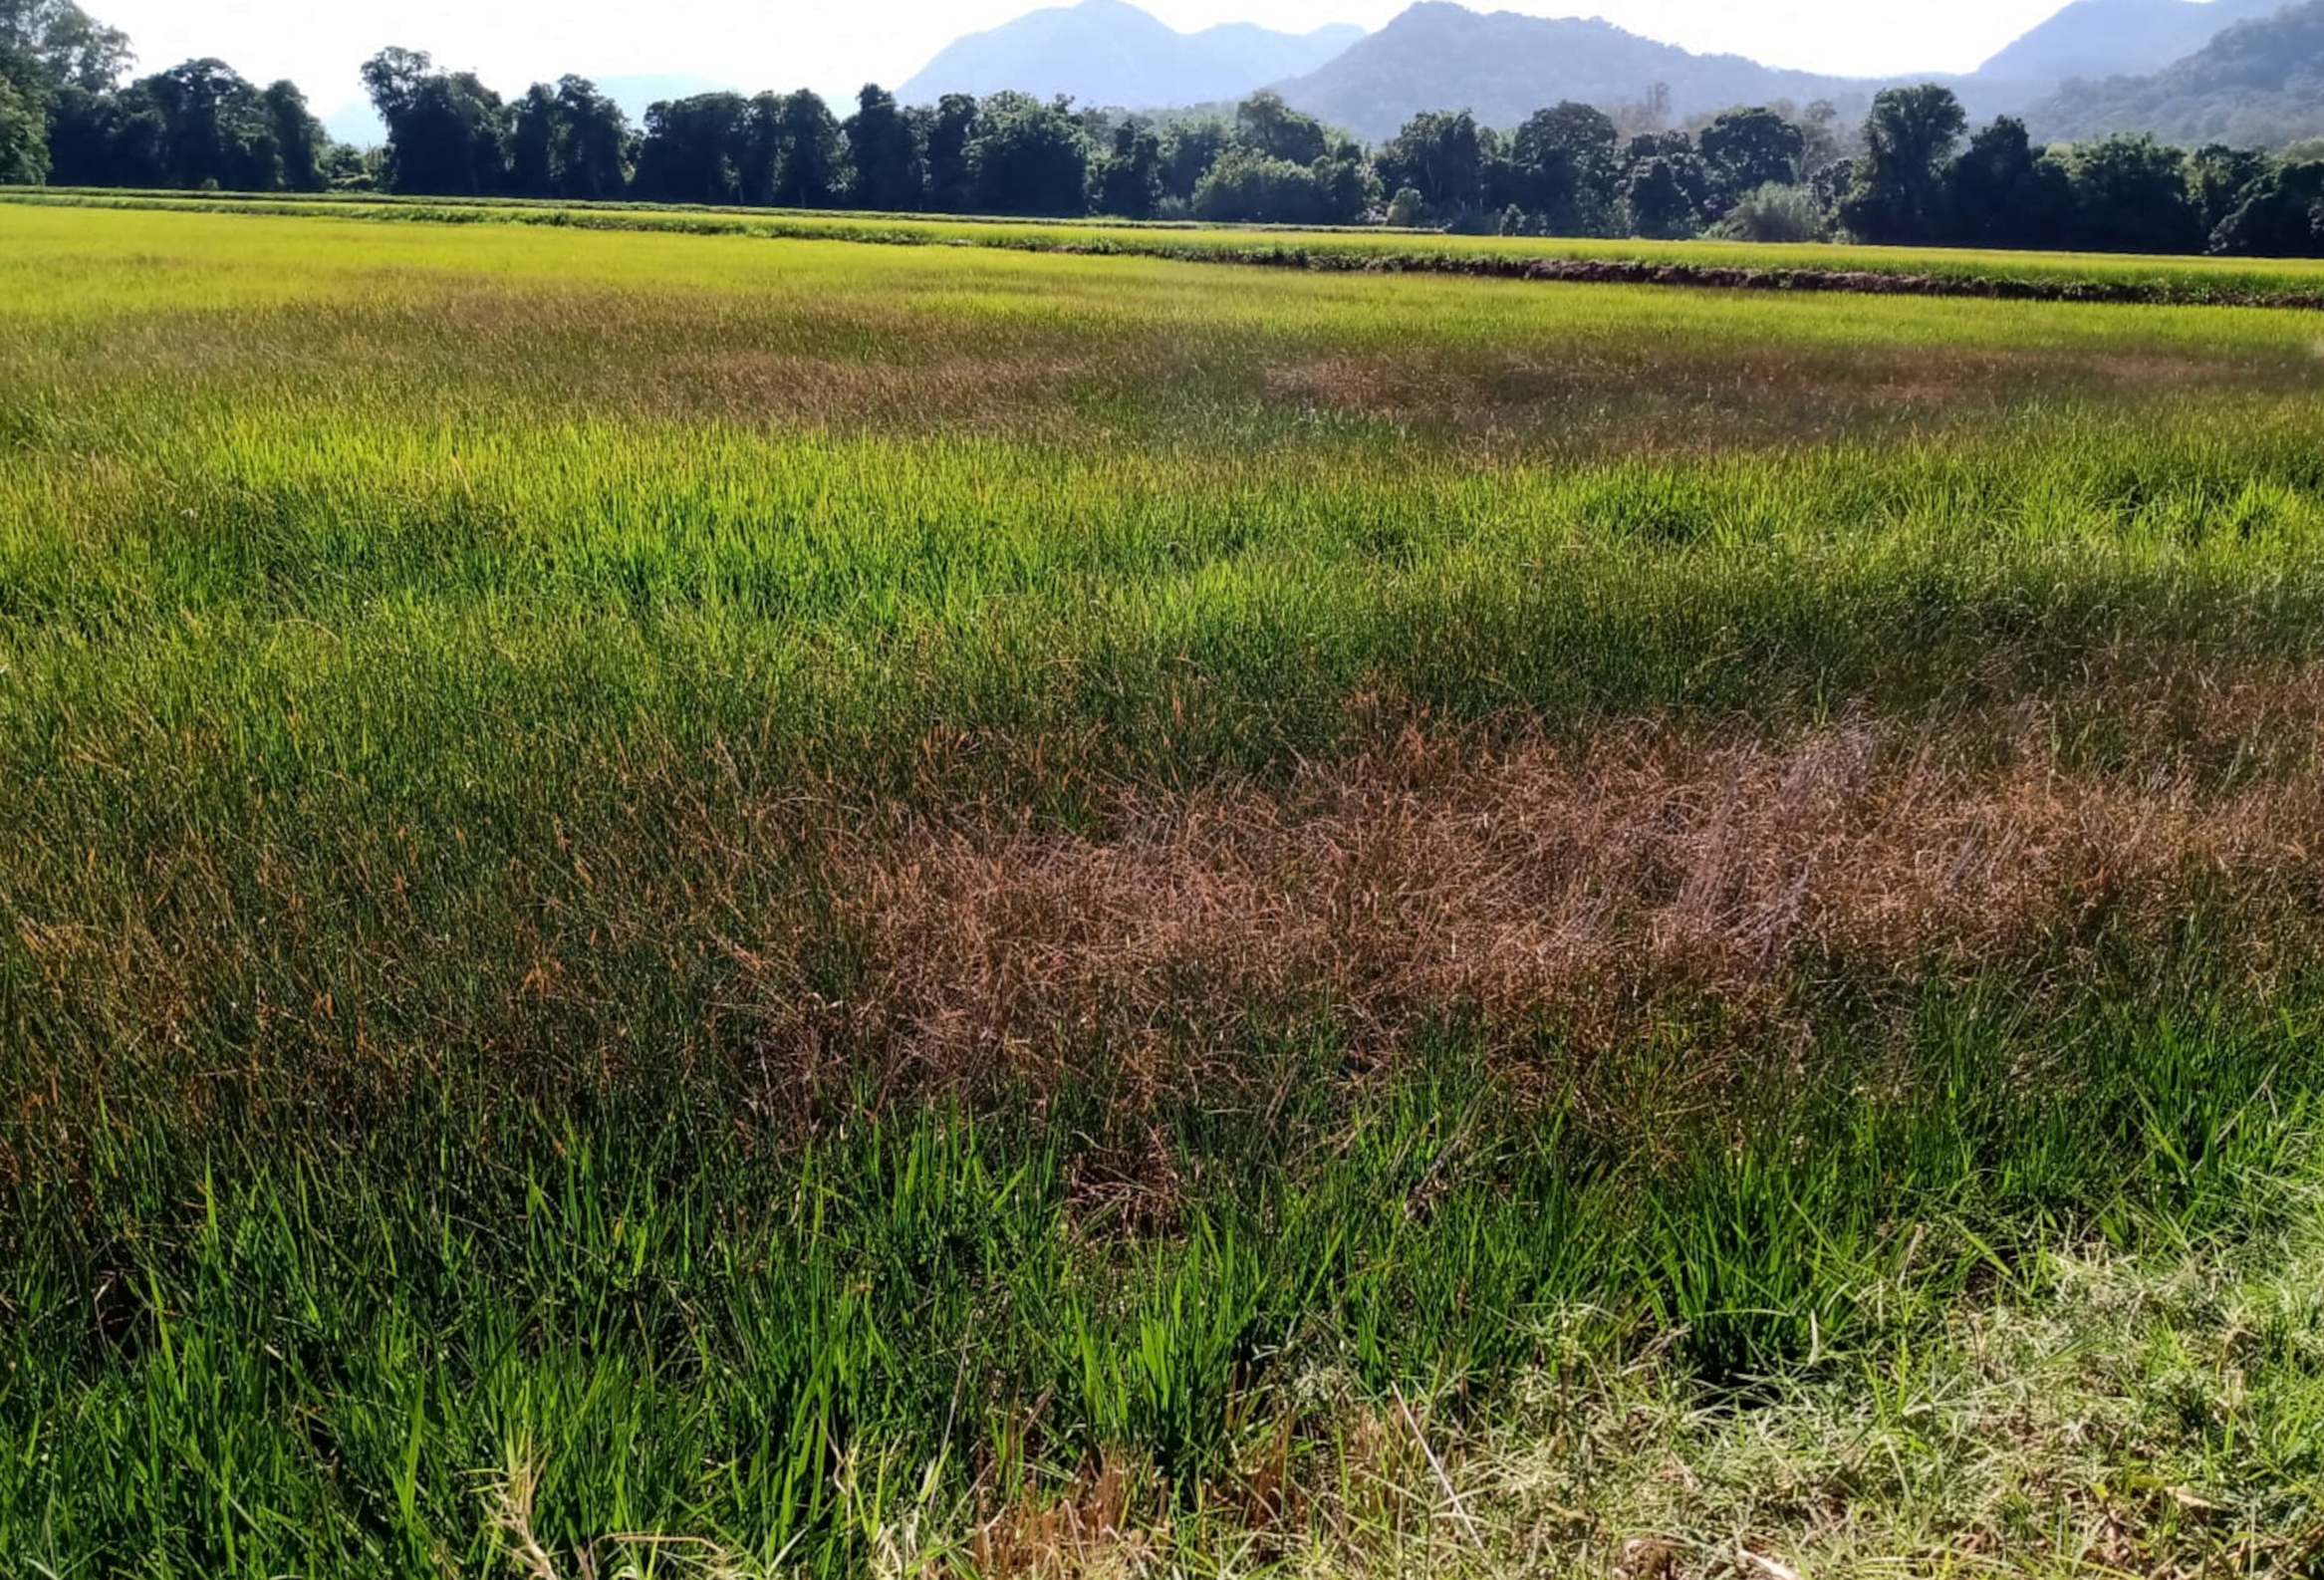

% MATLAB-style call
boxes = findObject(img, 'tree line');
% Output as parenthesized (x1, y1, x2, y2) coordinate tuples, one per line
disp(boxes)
(7, 0, 2324, 257)
(1, 0, 343, 191)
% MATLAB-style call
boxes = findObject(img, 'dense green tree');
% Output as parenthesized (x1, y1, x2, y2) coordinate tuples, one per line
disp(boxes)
(508, 81, 557, 195)
(1699, 107, 1805, 207)
(0, 73, 44, 181)
(1233, 90, 1326, 165)
(3, 0, 138, 184)
(1841, 84, 1966, 244)
(747, 89, 842, 208)
(357, 46, 429, 127)
(920, 92, 977, 212)
(1192, 144, 1372, 225)
(418, 69, 622, 199)
(2053, 133, 2201, 253)
(844, 85, 920, 210)
(1808, 156, 1853, 217)
(0, 0, 129, 94)
(262, 79, 324, 191)
(966, 92, 1088, 217)
(2189, 142, 2270, 238)
(736, 92, 781, 204)
(509, 77, 628, 200)
(44, 80, 139, 183)
(634, 92, 748, 203)
(1496, 101, 1620, 231)
(363, 50, 507, 196)
(1378, 109, 1483, 220)
(1158, 119, 1226, 207)
(1622, 151, 1708, 238)
(2211, 157, 2324, 254)
(1947, 117, 2067, 248)
(1095, 119, 1161, 218)
(139, 59, 284, 189)
(1315, 150, 1379, 225)
(554, 77, 629, 199)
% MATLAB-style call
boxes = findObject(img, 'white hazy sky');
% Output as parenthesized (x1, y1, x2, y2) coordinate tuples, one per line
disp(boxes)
(92, 0, 2107, 113)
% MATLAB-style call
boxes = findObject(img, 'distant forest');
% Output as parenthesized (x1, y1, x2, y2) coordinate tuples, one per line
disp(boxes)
(7, 0, 2324, 257)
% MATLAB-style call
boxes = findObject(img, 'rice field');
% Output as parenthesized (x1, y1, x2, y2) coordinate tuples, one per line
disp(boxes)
(17, 185, 2324, 303)
(3, 201, 2324, 1577)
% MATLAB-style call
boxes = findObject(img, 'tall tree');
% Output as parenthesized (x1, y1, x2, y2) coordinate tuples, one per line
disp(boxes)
(2189, 142, 2270, 239)
(0, 72, 43, 181)
(634, 92, 748, 204)
(362, 51, 506, 197)
(261, 78, 325, 191)
(1193, 143, 1371, 225)
(1699, 107, 1805, 208)
(1841, 84, 1967, 244)
(553, 76, 629, 199)
(508, 81, 557, 196)
(2212, 158, 2324, 256)
(920, 92, 977, 212)
(966, 92, 1088, 217)
(43, 80, 149, 183)
(1095, 119, 1161, 218)
(2053, 134, 2202, 253)
(1233, 90, 1326, 165)
(1947, 117, 2067, 248)
(2, 0, 132, 180)
(1498, 102, 1620, 231)
(0, 0, 130, 94)
(748, 89, 841, 207)
(843, 85, 919, 210)
(358, 46, 430, 127)
(1377, 110, 1483, 220)
(1158, 118, 1226, 208)
(140, 59, 281, 189)
(1622, 151, 1708, 238)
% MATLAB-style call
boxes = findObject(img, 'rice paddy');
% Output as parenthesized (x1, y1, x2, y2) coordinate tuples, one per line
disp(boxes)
(3, 201, 2324, 1577)
(18, 185, 2324, 303)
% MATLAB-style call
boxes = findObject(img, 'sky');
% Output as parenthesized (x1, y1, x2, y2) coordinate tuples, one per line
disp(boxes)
(91, 0, 2120, 115)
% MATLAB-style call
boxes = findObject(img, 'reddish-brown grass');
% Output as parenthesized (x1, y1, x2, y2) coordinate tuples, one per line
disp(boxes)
(690, 693, 2324, 1115)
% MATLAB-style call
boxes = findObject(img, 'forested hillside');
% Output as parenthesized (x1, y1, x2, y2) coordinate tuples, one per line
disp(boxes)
(1270, 2, 1875, 143)
(1972, 0, 2281, 91)
(2035, 0, 2324, 144)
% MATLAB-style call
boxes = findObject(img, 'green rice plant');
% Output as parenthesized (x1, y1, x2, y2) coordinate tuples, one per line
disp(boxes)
(5, 201, 2324, 1574)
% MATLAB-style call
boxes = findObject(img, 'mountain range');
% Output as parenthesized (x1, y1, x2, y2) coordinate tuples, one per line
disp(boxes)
(1974, 0, 2282, 88)
(899, 0, 1364, 109)
(904, 0, 2300, 143)
(2032, 0, 2324, 143)
(1270, 2, 1875, 140)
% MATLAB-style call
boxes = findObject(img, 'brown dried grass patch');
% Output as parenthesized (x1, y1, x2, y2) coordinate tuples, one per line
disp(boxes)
(969, 1453, 1158, 1580)
(778, 709, 2322, 1104)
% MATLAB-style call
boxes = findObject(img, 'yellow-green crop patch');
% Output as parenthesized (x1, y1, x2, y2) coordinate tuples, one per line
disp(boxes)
(18, 183, 2324, 302)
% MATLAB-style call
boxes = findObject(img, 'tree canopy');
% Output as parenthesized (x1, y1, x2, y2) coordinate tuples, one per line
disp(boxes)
(9, 7, 2324, 262)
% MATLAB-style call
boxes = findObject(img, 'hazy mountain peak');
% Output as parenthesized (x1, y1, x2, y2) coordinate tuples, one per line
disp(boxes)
(1977, 0, 2284, 85)
(899, 0, 1366, 110)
